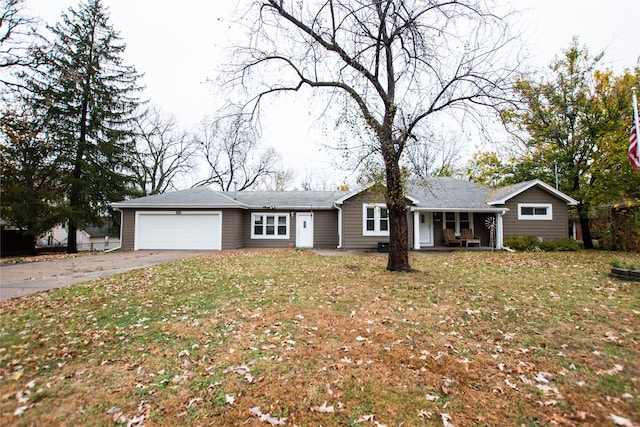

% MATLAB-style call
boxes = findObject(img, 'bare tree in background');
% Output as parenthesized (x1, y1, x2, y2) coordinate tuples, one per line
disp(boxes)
(195, 112, 278, 191)
(260, 167, 296, 191)
(405, 132, 465, 179)
(230, 0, 520, 271)
(131, 107, 198, 195)
(1, 0, 42, 91)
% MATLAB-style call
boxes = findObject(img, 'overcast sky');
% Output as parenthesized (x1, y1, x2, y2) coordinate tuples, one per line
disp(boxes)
(25, 0, 640, 188)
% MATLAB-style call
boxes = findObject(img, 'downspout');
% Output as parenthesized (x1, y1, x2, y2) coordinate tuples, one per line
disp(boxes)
(104, 209, 122, 253)
(337, 204, 343, 249)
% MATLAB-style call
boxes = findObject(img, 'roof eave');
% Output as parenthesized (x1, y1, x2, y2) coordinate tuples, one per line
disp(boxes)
(486, 179, 579, 206)
(110, 203, 249, 209)
(245, 205, 336, 210)
(411, 207, 508, 213)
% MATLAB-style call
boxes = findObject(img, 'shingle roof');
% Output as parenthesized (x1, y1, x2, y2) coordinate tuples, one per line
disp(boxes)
(111, 188, 349, 210)
(485, 180, 534, 205)
(228, 190, 348, 209)
(111, 187, 245, 209)
(407, 177, 500, 211)
(111, 178, 576, 211)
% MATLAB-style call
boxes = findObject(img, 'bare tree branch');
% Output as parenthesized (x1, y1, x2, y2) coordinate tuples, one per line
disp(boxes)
(130, 106, 199, 195)
(194, 110, 279, 191)
(227, 0, 522, 270)
(1, 0, 44, 91)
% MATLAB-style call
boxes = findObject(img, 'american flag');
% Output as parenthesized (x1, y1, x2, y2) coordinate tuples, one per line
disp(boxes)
(630, 123, 639, 171)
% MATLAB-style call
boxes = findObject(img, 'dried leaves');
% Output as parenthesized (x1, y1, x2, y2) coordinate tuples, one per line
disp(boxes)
(0, 250, 638, 425)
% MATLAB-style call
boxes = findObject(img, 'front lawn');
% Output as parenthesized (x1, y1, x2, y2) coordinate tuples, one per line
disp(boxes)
(1, 250, 638, 426)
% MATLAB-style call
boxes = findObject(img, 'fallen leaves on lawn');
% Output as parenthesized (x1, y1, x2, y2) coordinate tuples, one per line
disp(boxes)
(1, 250, 638, 426)
(249, 406, 287, 425)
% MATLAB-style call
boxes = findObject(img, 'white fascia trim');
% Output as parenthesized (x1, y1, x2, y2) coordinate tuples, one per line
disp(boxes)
(517, 203, 553, 220)
(111, 204, 247, 209)
(488, 179, 579, 206)
(410, 207, 508, 213)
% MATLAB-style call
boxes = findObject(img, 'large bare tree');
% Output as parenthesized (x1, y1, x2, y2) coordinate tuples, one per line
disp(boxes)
(131, 107, 198, 195)
(194, 112, 279, 191)
(230, 0, 520, 271)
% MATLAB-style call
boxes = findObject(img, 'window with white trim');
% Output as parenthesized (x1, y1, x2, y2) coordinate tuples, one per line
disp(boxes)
(363, 204, 389, 236)
(518, 203, 552, 220)
(443, 212, 474, 234)
(252, 213, 290, 239)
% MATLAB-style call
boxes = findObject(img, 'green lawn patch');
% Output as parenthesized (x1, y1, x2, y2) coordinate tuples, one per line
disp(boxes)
(1, 250, 638, 426)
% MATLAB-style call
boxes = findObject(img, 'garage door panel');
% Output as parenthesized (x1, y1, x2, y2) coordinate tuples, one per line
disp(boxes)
(136, 212, 221, 250)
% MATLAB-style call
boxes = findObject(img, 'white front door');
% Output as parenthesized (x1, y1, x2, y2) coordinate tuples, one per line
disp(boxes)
(419, 212, 433, 247)
(296, 212, 314, 248)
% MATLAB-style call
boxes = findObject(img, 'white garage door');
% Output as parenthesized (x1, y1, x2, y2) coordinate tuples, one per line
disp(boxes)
(135, 211, 221, 250)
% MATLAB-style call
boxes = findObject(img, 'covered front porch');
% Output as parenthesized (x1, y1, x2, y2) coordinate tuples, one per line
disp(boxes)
(411, 209, 507, 250)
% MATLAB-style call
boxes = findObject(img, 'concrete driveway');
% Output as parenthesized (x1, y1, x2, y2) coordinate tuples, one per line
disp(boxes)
(0, 250, 210, 301)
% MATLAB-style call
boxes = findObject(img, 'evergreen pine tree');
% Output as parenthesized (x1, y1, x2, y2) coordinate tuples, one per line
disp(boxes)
(24, 0, 142, 253)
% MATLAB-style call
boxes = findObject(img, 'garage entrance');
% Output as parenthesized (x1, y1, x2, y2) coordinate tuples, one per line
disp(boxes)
(135, 211, 222, 250)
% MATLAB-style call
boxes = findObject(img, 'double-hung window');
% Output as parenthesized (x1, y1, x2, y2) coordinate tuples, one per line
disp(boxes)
(252, 213, 289, 239)
(518, 203, 552, 220)
(363, 204, 389, 236)
(444, 212, 473, 234)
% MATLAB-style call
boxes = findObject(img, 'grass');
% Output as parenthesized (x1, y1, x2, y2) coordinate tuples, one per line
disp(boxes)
(1, 249, 639, 426)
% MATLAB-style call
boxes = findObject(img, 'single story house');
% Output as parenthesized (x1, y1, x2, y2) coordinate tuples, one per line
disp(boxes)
(110, 178, 578, 251)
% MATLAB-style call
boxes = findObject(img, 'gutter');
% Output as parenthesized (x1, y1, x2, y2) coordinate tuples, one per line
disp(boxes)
(104, 209, 122, 253)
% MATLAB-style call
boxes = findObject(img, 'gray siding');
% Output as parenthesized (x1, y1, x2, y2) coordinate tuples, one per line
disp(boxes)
(242, 210, 295, 249)
(502, 187, 569, 240)
(313, 210, 339, 248)
(121, 209, 135, 250)
(340, 190, 413, 250)
(122, 208, 338, 250)
(221, 209, 244, 250)
(241, 209, 337, 249)
(473, 213, 493, 247)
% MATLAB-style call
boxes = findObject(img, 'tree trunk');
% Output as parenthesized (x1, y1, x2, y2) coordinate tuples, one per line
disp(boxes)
(67, 221, 78, 254)
(579, 205, 594, 250)
(387, 202, 410, 271)
(27, 235, 36, 256)
(384, 156, 410, 272)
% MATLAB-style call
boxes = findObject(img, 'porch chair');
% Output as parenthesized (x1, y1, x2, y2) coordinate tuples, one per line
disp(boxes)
(443, 228, 463, 247)
(461, 228, 481, 247)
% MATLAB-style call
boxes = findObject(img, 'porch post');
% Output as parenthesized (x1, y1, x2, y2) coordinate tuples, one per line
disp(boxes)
(496, 212, 504, 249)
(413, 211, 420, 250)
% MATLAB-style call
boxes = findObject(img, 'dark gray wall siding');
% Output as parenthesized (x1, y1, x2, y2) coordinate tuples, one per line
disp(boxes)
(473, 213, 492, 247)
(340, 190, 413, 249)
(502, 187, 569, 240)
(221, 209, 244, 250)
(313, 210, 339, 248)
(121, 209, 135, 250)
(242, 210, 295, 249)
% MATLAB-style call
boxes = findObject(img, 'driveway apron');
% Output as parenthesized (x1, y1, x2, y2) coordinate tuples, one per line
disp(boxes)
(0, 251, 209, 301)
